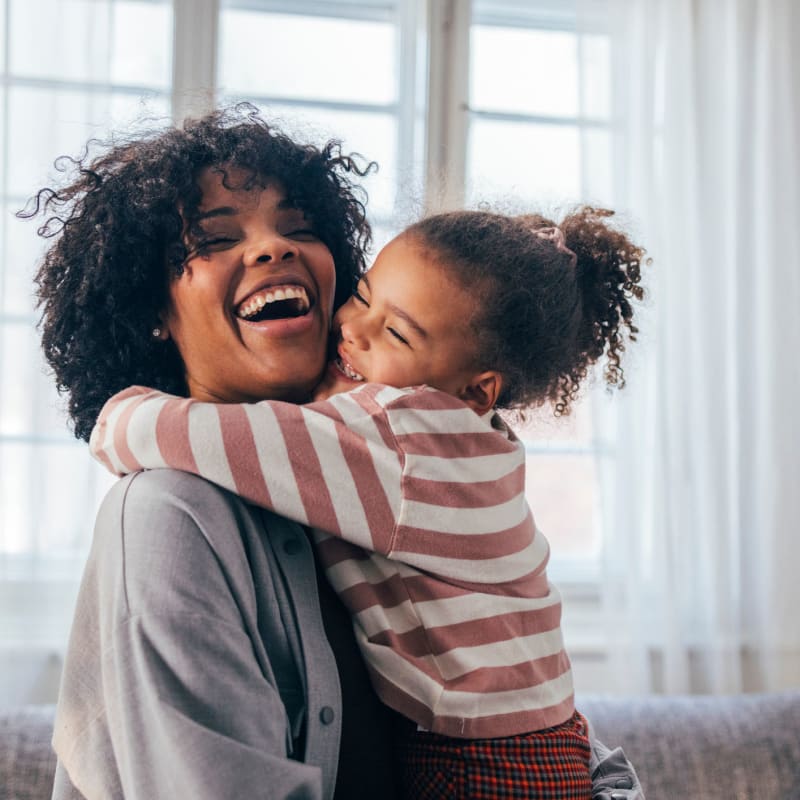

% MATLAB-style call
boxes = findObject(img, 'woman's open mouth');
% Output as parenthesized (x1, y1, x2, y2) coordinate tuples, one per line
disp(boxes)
(237, 285, 312, 322)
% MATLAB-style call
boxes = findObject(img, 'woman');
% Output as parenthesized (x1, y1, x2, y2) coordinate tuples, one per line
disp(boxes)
(29, 106, 643, 799)
(32, 106, 398, 800)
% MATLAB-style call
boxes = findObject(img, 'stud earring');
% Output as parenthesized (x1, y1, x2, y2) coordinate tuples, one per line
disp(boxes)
(152, 327, 162, 339)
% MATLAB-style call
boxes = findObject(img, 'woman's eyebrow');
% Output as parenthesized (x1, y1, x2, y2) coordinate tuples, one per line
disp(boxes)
(196, 206, 238, 221)
(276, 200, 311, 219)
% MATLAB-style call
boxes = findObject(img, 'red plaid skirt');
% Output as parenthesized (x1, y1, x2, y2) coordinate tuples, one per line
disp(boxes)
(396, 712, 592, 800)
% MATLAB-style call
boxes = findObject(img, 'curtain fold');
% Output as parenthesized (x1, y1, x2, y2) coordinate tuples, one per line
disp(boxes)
(588, 0, 800, 694)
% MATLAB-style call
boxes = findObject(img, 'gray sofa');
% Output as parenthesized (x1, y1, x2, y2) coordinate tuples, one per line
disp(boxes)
(2, 692, 799, 799)
(0, 706, 55, 800)
(580, 691, 800, 799)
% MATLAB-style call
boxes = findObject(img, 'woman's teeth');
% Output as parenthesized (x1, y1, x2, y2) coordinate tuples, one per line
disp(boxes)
(238, 285, 310, 320)
(336, 357, 364, 381)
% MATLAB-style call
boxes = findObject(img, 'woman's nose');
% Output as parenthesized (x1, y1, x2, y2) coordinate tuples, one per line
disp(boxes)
(244, 233, 299, 268)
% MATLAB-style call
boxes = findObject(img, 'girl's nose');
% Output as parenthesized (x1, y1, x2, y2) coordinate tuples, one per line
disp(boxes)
(339, 318, 370, 350)
(244, 234, 299, 268)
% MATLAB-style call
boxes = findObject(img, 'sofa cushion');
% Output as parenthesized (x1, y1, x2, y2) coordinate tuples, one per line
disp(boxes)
(2, 695, 800, 799)
(0, 705, 57, 800)
(580, 690, 800, 800)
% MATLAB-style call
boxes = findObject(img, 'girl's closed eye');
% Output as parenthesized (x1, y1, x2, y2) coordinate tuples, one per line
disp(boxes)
(387, 327, 410, 346)
(353, 289, 369, 306)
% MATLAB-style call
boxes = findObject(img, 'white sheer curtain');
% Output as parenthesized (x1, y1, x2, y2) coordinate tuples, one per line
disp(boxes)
(0, 0, 171, 709)
(587, 0, 800, 694)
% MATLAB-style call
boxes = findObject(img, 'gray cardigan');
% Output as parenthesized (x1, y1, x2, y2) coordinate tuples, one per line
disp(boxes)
(52, 469, 344, 800)
(50, 469, 644, 799)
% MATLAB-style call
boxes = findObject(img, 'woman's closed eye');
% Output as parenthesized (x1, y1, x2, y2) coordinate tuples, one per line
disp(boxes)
(201, 235, 236, 247)
(192, 235, 237, 255)
(353, 289, 369, 306)
(284, 228, 320, 242)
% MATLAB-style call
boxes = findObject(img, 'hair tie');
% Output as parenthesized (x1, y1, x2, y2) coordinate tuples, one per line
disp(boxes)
(534, 226, 577, 268)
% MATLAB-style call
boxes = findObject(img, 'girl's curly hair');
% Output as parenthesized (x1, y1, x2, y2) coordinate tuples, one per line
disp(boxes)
(21, 104, 374, 441)
(406, 206, 647, 414)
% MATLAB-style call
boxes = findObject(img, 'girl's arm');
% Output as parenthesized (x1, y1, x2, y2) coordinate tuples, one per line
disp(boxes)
(90, 385, 404, 554)
(92, 384, 538, 582)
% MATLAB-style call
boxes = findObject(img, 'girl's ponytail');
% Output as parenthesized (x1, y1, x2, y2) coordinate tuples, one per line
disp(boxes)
(406, 206, 647, 415)
(561, 207, 646, 394)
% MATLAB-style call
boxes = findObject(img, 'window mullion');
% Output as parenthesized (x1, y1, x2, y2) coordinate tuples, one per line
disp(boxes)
(171, 0, 220, 123)
(395, 0, 425, 221)
(423, 0, 470, 213)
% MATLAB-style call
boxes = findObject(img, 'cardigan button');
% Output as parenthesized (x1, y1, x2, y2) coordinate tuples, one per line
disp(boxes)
(283, 538, 302, 555)
(319, 706, 335, 725)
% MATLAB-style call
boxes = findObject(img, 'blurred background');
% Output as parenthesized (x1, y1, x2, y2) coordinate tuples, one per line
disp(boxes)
(1, 0, 798, 710)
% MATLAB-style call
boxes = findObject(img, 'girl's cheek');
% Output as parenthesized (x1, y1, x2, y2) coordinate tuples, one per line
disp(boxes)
(334, 298, 355, 323)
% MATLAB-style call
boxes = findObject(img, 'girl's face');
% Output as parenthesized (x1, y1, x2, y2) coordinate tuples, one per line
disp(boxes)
(331, 233, 481, 396)
(162, 167, 336, 402)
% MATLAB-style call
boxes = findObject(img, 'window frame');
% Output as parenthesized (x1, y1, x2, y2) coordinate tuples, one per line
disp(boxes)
(1, 0, 611, 659)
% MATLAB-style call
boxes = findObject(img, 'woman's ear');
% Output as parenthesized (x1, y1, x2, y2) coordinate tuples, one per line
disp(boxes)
(152, 312, 171, 341)
(457, 371, 503, 415)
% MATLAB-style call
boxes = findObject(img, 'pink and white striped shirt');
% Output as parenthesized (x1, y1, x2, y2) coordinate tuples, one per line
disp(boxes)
(91, 383, 574, 739)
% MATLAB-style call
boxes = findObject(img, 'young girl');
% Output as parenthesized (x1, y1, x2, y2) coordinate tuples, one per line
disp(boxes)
(91, 205, 645, 799)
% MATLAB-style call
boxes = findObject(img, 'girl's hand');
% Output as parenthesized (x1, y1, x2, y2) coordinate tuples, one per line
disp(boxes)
(312, 362, 357, 401)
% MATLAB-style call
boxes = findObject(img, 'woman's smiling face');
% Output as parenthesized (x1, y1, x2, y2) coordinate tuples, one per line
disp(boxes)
(162, 166, 337, 403)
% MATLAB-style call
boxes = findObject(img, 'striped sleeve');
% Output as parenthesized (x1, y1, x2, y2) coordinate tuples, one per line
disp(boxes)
(381, 388, 540, 585)
(89, 385, 404, 552)
(90, 383, 537, 580)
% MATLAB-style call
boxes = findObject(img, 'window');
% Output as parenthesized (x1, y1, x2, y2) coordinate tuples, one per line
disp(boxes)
(217, 0, 427, 251)
(468, 1, 613, 586)
(1, 0, 613, 656)
(467, 2, 611, 208)
(0, 0, 172, 647)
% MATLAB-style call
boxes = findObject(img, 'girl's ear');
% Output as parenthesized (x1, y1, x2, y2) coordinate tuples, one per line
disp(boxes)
(457, 371, 503, 415)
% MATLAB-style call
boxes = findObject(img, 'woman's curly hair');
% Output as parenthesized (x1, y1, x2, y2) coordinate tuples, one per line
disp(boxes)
(406, 206, 647, 414)
(22, 104, 374, 441)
